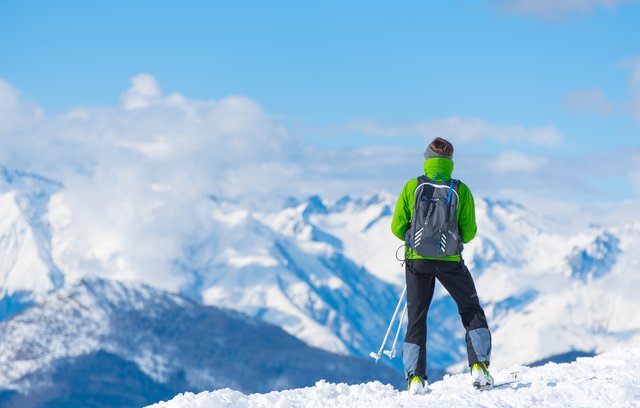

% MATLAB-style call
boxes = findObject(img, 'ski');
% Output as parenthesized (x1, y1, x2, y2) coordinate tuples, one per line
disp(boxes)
(477, 371, 522, 390)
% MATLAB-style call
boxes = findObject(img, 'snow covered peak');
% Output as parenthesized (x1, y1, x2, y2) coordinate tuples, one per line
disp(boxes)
(330, 191, 395, 212)
(303, 195, 328, 216)
(565, 231, 620, 282)
(0, 166, 63, 194)
(0, 168, 64, 317)
(68, 276, 192, 314)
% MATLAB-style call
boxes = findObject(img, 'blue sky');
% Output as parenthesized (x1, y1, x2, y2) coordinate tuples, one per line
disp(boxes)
(1, 0, 639, 206)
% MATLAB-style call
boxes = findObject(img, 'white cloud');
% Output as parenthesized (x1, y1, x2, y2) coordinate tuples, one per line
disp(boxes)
(563, 57, 640, 121)
(564, 89, 613, 116)
(0, 74, 302, 291)
(497, 0, 640, 20)
(120, 73, 161, 109)
(488, 151, 548, 173)
(0, 79, 44, 137)
(344, 116, 563, 148)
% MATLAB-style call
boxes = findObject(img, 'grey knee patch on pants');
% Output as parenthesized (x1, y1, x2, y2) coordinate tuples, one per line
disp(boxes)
(468, 327, 491, 363)
(402, 342, 421, 378)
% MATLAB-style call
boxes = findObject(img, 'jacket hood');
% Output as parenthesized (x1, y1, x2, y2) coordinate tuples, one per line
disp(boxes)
(423, 158, 454, 181)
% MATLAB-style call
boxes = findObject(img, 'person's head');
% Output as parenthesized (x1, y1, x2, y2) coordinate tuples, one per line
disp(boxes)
(423, 137, 454, 160)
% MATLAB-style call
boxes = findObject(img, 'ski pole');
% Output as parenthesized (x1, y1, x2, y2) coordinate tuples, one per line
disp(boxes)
(383, 300, 407, 359)
(370, 285, 406, 363)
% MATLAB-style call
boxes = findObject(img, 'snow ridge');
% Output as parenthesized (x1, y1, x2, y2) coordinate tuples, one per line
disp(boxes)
(0, 167, 64, 319)
(0, 277, 401, 403)
(149, 347, 640, 408)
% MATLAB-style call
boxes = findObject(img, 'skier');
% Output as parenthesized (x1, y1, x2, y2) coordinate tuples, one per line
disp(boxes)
(391, 137, 493, 394)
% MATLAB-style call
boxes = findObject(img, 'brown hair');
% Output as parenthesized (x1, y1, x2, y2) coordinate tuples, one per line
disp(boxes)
(429, 137, 454, 157)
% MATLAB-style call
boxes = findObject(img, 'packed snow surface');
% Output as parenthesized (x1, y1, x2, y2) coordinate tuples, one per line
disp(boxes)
(148, 348, 640, 407)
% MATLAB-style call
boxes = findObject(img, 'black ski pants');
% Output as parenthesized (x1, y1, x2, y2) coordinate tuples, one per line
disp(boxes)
(402, 258, 491, 380)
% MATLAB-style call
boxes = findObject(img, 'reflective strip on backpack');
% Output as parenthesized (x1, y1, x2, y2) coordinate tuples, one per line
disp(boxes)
(415, 227, 424, 247)
(438, 233, 447, 252)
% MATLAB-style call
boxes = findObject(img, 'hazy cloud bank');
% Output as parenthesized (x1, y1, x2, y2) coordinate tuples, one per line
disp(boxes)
(342, 117, 563, 148)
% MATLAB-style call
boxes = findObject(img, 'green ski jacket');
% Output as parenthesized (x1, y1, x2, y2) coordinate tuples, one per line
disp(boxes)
(391, 157, 477, 261)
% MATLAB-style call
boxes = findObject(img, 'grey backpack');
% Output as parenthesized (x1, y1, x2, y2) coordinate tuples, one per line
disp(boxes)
(406, 175, 463, 257)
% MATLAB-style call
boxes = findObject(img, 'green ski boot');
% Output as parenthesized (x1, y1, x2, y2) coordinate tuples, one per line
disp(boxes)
(407, 375, 428, 395)
(471, 362, 494, 389)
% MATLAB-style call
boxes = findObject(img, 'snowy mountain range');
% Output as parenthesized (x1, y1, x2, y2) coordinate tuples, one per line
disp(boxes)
(1, 166, 640, 404)
(187, 190, 640, 372)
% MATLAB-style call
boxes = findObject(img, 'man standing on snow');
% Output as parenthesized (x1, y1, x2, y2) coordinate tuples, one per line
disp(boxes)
(391, 137, 492, 394)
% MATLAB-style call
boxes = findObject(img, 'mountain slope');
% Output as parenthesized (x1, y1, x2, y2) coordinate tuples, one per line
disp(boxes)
(0, 278, 401, 407)
(0, 167, 64, 320)
(0, 351, 179, 408)
(149, 347, 640, 408)
(187, 196, 402, 361)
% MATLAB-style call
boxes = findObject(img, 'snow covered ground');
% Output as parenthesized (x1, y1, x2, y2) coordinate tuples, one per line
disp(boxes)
(148, 347, 640, 408)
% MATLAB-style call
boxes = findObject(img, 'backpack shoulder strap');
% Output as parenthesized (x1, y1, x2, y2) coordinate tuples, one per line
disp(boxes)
(414, 175, 432, 197)
(446, 178, 455, 205)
